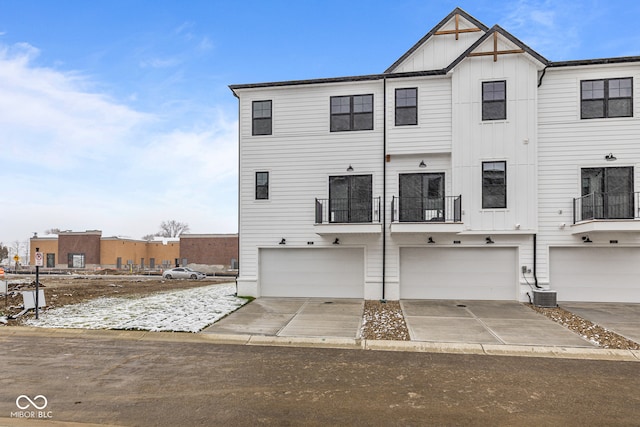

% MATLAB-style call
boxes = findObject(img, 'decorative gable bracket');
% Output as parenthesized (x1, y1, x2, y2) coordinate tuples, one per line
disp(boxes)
(468, 32, 525, 62)
(434, 13, 483, 40)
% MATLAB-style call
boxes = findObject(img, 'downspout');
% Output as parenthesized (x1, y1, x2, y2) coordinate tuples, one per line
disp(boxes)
(537, 66, 548, 88)
(533, 234, 541, 288)
(232, 89, 241, 296)
(382, 75, 387, 301)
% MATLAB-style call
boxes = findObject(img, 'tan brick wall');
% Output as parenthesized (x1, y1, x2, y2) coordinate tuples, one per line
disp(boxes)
(29, 238, 58, 266)
(100, 239, 150, 268)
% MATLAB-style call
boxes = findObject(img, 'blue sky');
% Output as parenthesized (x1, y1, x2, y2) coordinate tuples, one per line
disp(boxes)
(1, 0, 639, 250)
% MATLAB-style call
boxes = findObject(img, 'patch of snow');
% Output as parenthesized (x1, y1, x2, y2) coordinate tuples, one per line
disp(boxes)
(24, 283, 247, 333)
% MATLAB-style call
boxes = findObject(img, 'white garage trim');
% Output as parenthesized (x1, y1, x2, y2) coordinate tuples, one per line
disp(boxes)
(550, 247, 640, 303)
(400, 247, 518, 300)
(259, 247, 364, 298)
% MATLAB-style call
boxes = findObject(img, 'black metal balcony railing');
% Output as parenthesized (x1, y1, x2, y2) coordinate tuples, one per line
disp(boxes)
(573, 192, 640, 223)
(391, 195, 462, 223)
(315, 197, 381, 224)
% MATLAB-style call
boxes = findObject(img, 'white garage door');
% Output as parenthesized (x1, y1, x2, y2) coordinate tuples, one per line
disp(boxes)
(550, 247, 640, 303)
(259, 248, 364, 298)
(400, 247, 518, 300)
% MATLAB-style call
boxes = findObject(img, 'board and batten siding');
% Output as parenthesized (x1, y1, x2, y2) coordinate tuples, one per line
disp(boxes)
(236, 81, 385, 297)
(390, 17, 485, 73)
(451, 53, 540, 234)
(536, 64, 640, 284)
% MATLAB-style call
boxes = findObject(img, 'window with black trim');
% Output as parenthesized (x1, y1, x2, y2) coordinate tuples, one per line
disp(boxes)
(581, 78, 633, 119)
(252, 100, 272, 135)
(329, 175, 372, 222)
(330, 94, 373, 131)
(482, 161, 506, 209)
(255, 171, 269, 200)
(395, 88, 417, 126)
(482, 81, 506, 121)
(581, 167, 634, 219)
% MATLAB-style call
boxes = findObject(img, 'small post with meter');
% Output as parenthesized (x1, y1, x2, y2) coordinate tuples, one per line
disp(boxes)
(34, 248, 43, 319)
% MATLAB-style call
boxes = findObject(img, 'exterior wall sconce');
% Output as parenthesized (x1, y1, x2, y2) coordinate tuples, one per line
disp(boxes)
(333, 238, 340, 245)
(582, 236, 592, 243)
(279, 238, 286, 245)
(428, 236, 436, 244)
(347, 165, 354, 171)
(485, 236, 494, 244)
(419, 160, 427, 168)
(605, 153, 617, 161)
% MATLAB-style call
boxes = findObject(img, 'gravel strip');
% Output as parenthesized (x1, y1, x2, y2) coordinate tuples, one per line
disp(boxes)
(361, 300, 410, 341)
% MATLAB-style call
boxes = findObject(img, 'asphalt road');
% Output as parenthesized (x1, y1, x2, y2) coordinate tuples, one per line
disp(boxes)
(1, 334, 638, 426)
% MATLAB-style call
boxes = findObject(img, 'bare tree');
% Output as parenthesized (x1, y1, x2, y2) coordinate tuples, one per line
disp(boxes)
(0, 242, 8, 264)
(45, 228, 62, 235)
(157, 220, 190, 238)
(142, 234, 156, 241)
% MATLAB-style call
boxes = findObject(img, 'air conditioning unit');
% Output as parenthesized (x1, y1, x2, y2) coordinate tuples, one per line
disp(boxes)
(533, 289, 557, 308)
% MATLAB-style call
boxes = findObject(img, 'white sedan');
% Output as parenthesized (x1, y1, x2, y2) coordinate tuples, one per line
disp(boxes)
(162, 267, 206, 280)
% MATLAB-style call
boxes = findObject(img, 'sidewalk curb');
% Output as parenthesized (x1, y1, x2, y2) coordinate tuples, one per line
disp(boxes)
(3, 326, 638, 362)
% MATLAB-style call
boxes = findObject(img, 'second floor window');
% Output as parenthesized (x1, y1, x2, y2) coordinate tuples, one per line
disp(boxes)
(252, 100, 272, 135)
(255, 171, 269, 200)
(330, 94, 373, 132)
(581, 78, 633, 119)
(482, 81, 506, 121)
(395, 88, 417, 126)
(482, 161, 507, 209)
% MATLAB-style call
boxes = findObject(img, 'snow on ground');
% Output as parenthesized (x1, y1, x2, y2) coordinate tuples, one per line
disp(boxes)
(24, 283, 247, 333)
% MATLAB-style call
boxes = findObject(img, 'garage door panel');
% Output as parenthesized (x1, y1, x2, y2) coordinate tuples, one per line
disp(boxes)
(550, 248, 640, 303)
(260, 248, 364, 298)
(400, 247, 517, 300)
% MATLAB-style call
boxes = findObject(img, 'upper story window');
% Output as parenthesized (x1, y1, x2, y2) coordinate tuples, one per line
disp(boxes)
(395, 88, 417, 126)
(330, 94, 373, 132)
(581, 78, 633, 119)
(252, 100, 272, 135)
(255, 171, 269, 200)
(482, 161, 507, 209)
(482, 81, 506, 121)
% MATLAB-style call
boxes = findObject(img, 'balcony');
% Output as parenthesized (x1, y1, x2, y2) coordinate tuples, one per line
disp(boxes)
(571, 192, 640, 234)
(390, 195, 464, 234)
(314, 197, 382, 234)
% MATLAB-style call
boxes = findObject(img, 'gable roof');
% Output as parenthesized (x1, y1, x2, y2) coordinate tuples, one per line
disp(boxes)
(384, 7, 489, 73)
(445, 24, 548, 72)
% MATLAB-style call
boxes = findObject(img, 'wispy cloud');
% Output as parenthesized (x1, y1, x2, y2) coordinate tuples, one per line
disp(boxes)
(0, 41, 237, 241)
(499, 0, 599, 60)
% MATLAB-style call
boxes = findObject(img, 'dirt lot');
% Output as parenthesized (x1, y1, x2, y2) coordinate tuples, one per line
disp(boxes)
(1, 273, 234, 324)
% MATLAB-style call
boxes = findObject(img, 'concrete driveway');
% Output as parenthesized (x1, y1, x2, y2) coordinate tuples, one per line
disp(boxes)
(402, 300, 593, 347)
(560, 302, 640, 343)
(204, 298, 614, 348)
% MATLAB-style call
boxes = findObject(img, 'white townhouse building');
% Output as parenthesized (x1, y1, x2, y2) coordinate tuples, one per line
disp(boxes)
(230, 8, 640, 303)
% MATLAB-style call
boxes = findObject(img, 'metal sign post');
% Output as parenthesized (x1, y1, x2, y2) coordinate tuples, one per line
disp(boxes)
(35, 249, 43, 319)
